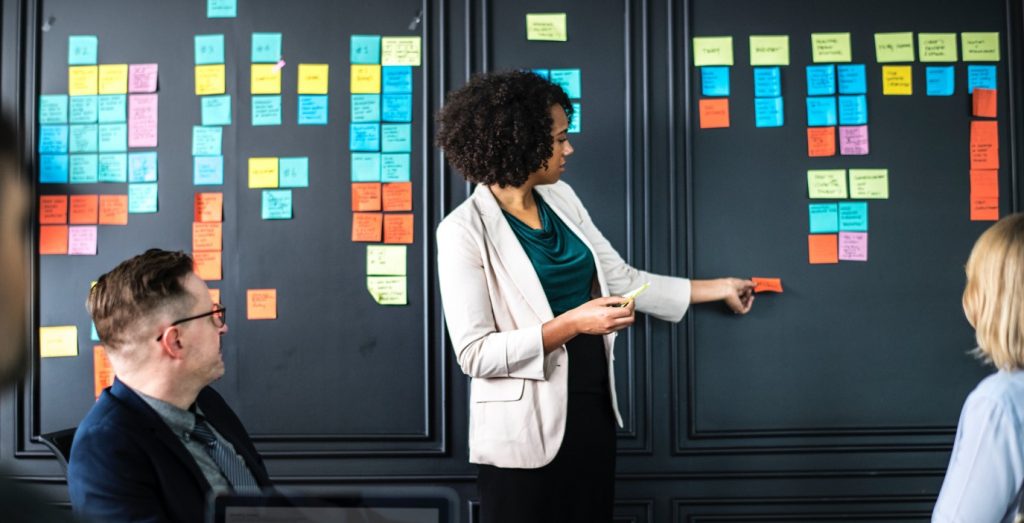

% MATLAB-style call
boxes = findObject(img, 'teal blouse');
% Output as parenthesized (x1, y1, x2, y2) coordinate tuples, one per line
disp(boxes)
(502, 192, 596, 316)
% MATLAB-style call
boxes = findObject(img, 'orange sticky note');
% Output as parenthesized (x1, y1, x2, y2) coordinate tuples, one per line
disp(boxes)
(69, 195, 99, 224)
(751, 277, 783, 293)
(807, 127, 836, 157)
(40, 195, 68, 224)
(970, 120, 999, 170)
(971, 196, 999, 221)
(93, 345, 114, 399)
(808, 234, 838, 264)
(208, 288, 221, 304)
(352, 182, 382, 211)
(382, 182, 413, 211)
(971, 169, 999, 197)
(384, 213, 414, 244)
(98, 195, 129, 225)
(352, 212, 383, 242)
(194, 192, 223, 223)
(246, 289, 277, 320)
(193, 251, 222, 281)
(698, 98, 730, 129)
(972, 88, 997, 118)
(40, 225, 69, 255)
(192, 222, 222, 252)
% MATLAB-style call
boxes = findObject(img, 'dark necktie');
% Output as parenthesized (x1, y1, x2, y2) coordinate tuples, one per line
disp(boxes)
(190, 415, 259, 492)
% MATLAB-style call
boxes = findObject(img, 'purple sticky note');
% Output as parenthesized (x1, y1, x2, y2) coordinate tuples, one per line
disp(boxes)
(128, 94, 158, 148)
(839, 125, 869, 155)
(838, 232, 867, 261)
(68, 226, 97, 255)
(128, 64, 158, 93)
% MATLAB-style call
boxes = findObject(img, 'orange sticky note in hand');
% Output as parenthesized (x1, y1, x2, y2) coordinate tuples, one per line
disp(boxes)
(808, 234, 838, 264)
(382, 183, 413, 211)
(970, 120, 999, 170)
(69, 195, 99, 224)
(807, 127, 836, 157)
(194, 192, 223, 223)
(352, 183, 382, 211)
(192, 222, 222, 252)
(93, 345, 114, 399)
(698, 98, 730, 129)
(193, 251, 222, 281)
(40, 225, 69, 255)
(972, 88, 997, 118)
(751, 277, 783, 293)
(98, 195, 129, 225)
(352, 212, 383, 242)
(40, 195, 68, 224)
(246, 289, 277, 320)
(384, 213, 414, 244)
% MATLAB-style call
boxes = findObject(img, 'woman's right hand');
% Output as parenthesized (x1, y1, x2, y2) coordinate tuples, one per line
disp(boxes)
(565, 296, 636, 335)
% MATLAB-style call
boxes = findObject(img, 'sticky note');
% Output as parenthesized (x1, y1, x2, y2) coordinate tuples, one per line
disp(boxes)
(381, 124, 412, 153)
(246, 289, 277, 320)
(382, 66, 413, 94)
(882, 65, 912, 95)
(351, 123, 380, 151)
(252, 96, 282, 126)
(839, 202, 868, 231)
(250, 64, 281, 95)
(68, 35, 98, 65)
(39, 95, 68, 124)
(352, 94, 381, 122)
(195, 34, 225, 65)
(68, 226, 97, 255)
(526, 13, 567, 41)
(352, 153, 381, 181)
(962, 32, 1000, 62)
(208, 289, 221, 304)
(201, 95, 232, 126)
(811, 33, 851, 63)
(98, 64, 128, 94)
(261, 190, 292, 220)
(70, 154, 98, 183)
(700, 67, 729, 96)
(381, 153, 411, 182)
(195, 192, 223, 223)
(127, 94, 158, 147)
(70, 95, 98, 123)
(838, 232, 867, 261)
(382, 182, 413, 211)
(192, 126, 222, 156)
(751, 277, 783, 293)
(97, 153, 127, 182)
(837, 64, 866, 95)
(381, 37, 421, 66)
(971, 169, 1000, 221)
(96, 123, 126, 152)
(128, 182, 158, 213)
(749, 35, 789, 66)
(807, 169, 847, 198)
(207, 0, 236, 18)
(967, 65, 997, 93)
(837, 95, 867, 125)
(69, 66, 98, 96)
(808, 234, 838, 264)
(352, 182, 382, 211)
(568, 103, 581, 133)
(128, 63, 158, 93)
(808, 203, 839, 233)
(93, 345, 114, 397)
(298, 64, 329, 94)
(849, 169, 889, 199)
(351, 35, 382, 65)
(98, 195, 128, 225)
(279, 157, 309, 187)
(367, 245, 407, 276)
(972, 88, 997, 118)
(40, 195, 68, 224)
(384, 213, 414, 244)
(532, 69, 550, 79)
(918, 33, 957, 62)
(195, 64, 226, 95)
(251, 33, 282, 63)
(69, 124, 98, 153)
(39, 125, 69, 153)
(248, 157, 279, 188)
(193, 251, 222, 281)
(351, 65, 382, 94)
(970, 120, 999, 170)
(70, 194, 98, 224)
(352, 212, 383, 242)
(806, 97, 836, 126)
(550, 69, 582, 98)
(698, 98, 729, 129)
(926, 66, 955, 96)
(39, 224, 69, 254)
(874, 32, 915, 63)
(40, 326, 78, 357)
(39, 154, 69, 184)
(753, 67, 781, 97)
(367, 277, 407, 305)
(194, 156, 224, 185)
(754, 97, 783, 128)
(192, 222, 222, 251)
(692, 36, 733, 66)
(838, 125, 869, 156)
(297, 95, 328, 125)
(806, 65, 835, 96)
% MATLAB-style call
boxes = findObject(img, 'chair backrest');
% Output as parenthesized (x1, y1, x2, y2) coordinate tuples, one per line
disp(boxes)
(36, 427, 77, 477)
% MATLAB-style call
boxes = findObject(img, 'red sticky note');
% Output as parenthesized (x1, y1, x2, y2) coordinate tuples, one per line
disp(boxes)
(970, 120, 999, 170)
(69, 195, 99, 224)
(194, 192, 223, 223)
(193, 251, 222, 281)
(246, 289, 277, 320)
(93, 345, 114, 399)
(751, 277, 783, 293)
(807, 127, 836, 157)
(698, 98, 730, 129)
(40, 225, 69, 255)
(382, 182, 413, 211)
(972, 88, 997, 118)
(808, 234, 838, 264)
(352, 183, 382, 211)
(40, 195, 68, 224)
(384, 213, 414, 244)
(352, 212, 383, 242)
(192, 222, 222, 252)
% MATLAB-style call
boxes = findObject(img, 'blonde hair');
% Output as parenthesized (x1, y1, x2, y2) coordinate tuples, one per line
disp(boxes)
(963, 213, 1024, 370)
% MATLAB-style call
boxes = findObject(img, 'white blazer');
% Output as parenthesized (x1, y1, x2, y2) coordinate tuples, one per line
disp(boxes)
(436, 181, 691, 469)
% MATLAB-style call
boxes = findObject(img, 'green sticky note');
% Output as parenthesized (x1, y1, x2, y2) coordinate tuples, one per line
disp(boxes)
(192, 126, 222, 156)
(367, 276, 407, 305)
(874, 32, 915, 63)
(128, 182, 158, 213)
(526, 13, 567, 42)
(749, 35, 789, 66)
(807, 169, 847, 199)
(97, 123, 127, 152)
(97, 95, 126, 123)
(811, 33, 851, 63)
(961, 32, 1000, 62)
(207, 0, 236, 18)
(252, 96, 281, 126)
(918, 33, 957, 62)
(849, 169, 888, 199)
(381, 153, 409, 182)
(68, 35, 98, 65)
(693, 36, 733, 66)
(367, 245, 407, 276)
(352, 153, 381, 181)
(70, 154, 98, 183)
(351, 35, 382, 64)
(195, 34, 225, 65)
(98, 153, 127, 182)
(279, 157, 309, 187)
(261, 189, 292, 220)
(251, 33, 282, 63)
(201, 95, 232, 126)
(70, 96, 98, 123)
(39, 95, 68, 124)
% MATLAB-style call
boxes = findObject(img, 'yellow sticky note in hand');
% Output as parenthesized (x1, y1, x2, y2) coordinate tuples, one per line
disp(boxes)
(251, 64, 281, 95)
(195, 64, 226, 95)
(69, 66, 99, 96)
(40, 325, 78, 358)
(298, 64, 329, 94)
(367, 276, 407, 305)
(526, 13, 567, 42)
(381, 37, 421, 66)
(351, 65, 381, 94)
(882, 65, 913, 95)
(98, 64, 128, 94)
(248, 157, 279, 188)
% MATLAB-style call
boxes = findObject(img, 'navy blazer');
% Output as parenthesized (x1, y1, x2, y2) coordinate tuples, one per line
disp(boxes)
(68, 378, 272, 523)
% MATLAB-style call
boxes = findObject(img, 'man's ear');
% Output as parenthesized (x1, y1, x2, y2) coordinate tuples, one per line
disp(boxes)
(158, 326, 184, 360)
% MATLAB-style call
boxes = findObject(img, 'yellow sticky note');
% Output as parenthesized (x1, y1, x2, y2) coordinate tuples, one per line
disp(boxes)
(251, 64, 281, 95)
(807, 169, 848, 199)
(195, 64, 226, 95)
(98, 64, 129, 94)
(693, 36, 733, 66)
(381, 37, 421, 66)
(248, 157, 279, 188)
(526, 13, 567, 42)
(351, 64, 381, 94)
(367, 276, 407, 305)
(297, 64, 329, 94)
(367, 245, 407, 276)
(962, 32, 1000, 62)
(40, 325, 78, 358)
(882, 65, 913, 95)
(918, 33, 957, 62)
(69, 66, 98, 96)
(749, 35, 789, 66)
(811, 33, 852, 63)
(849, 169, 889, 199)
(874, 32, 915, 63)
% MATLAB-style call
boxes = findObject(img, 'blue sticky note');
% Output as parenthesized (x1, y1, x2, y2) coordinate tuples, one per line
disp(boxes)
(351, 153, 381, 181)
(279, 157, 309, 187)
(382, 94, 412, 122)
(351, 35, 381, 64)
(207, 0, 236, 18)
(754, 97, 784, 128)
(69, 124, 98, 153)
(261, 190, 293, 220)
(381, 124, 412, 153)
(39, 95, 68, 124)
(549, 69, 582, 98)
(70, 96, 98, 123)
(128, 183, 158, 213)
(350, 123, 380, 152)
(568, 102, 581, 134)
(806, 65, 836, 96)
(98, 153, 127, 182)
(806, 97, 837, 127)
(701, 66, 730, 97)
(382, 66, 413, 94)
(351, 95, 380, 122)
(967, 65, 997, 94)
(532, 69, 550, 79)
(809, 203, 839, 233)
(926, 66, 955, 96)
(251, 96, 281, 126)
(98, 123, 127, 152)
(838, 201, 868, 231)
(97, 95, 126, 123)
(201, 95, 232, 126)
(195, 34, 225, 65)
(298, 95, 328, 125)
(838, 95, 867, 125)
(837, 64, 866, 95)
(39, 125, 68, 153)
(128, 151, 158, 182)
(194, 156, 224, 185)
(68, 35, 98, 65)
(381, 153, 410, 182)
(753, 67, 781, 97)
(91, 322, 99, 342)
(69, 154, 98, 183)
(251, 33, 282, 63)
(192, 126, 223, 156)
(39, 154, 69, 184)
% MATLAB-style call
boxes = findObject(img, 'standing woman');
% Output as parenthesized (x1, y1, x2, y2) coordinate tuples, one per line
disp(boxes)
(435, 71, 755, 522)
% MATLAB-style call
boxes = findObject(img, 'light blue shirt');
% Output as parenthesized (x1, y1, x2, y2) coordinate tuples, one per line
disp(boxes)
(934, 370, 1024, 523)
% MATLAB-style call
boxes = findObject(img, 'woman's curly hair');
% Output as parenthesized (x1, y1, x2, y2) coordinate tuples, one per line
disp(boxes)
(435, 71, 573, 188)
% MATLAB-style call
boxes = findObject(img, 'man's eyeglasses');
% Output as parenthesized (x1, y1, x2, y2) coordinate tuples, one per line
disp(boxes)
(156, 304, 226, 342)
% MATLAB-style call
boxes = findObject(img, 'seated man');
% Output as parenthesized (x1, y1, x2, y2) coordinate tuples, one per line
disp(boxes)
(69, 249, 272, 522)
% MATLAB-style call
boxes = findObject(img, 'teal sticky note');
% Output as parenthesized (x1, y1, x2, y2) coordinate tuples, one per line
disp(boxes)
(128, 183, 158, 213)
(195, 34, 225, 65)
(252, 96, 281, 126)
(838, 201, 868, 231)
(837, 64, 866, 95)
(207, 0, 236, 18)
(701, 66, 730, 96)
(381, 153, 410, 182)
(549, 69, 581, 98)
(279, 157, 309, 187)
(806, 97, 836, 127)
(806, 65, 836, 96)
(809, 203, 839, 233)
(251, 33, 282, 63)
(68, 35, 98, 65)
(261, 189, 292, 220)
(194, 156, 224, 185)
(967, 65, 996, 93)
(69, 154, 98, 183)
(351, 153, 381, 181)
(69, 124, 98, 153)
(351, 35, 381, 64)
(926, 66, 955, 96)
(754, 97, 784, 127)
(128, 151, 158, 182)
(97, 95, 126, 123)
(39, 95, 68, 124)
(298, 95, 328, 125)
(382, 66, 413, 94)
(838, 95, 867, 125)
(97, 153, 127, 182)
(568, 102, 581, 134)
(381, 123, 411, 153)
(39, 125, 68, 153)
(351, 94, 381, 122)
(350, 123, 380, 151)
(201, 95, 232, 126)
(381, 94, 412, 122)
(97, 123, 127, 152)
(532, 69, 550, 79)
(39, 155, 69, 184)
(90, 322, 100, 342)
(70, 96, 98, 123)
(192, 126, 223, 156)
(753, 67, 781, 97)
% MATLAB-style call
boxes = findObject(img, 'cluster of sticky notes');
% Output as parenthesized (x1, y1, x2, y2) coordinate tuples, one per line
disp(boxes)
(969, 112, 1000, 221)
(192, 192, 224, 281)
(38, 194, 120, 255)
(298, 63, 329, 124)
(806, 168, 888, 264)
(246, 156, 310, 220)
(693, 36, 732, 129)
(803, 64, 868, 157)
(366, 245, 408, 305)
(193, 33, 228, 283)
(526, 13, 567, 42)
(246, 289, 277, 320)
(246, 32, 284, 125)
(749, 35, 789, 128)
(533, 69, 581, 133)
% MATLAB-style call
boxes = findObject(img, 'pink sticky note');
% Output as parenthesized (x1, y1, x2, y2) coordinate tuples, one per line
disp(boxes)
(128, 94, 158, 148)
(839, 125, 869, 155)
(838, 232, 867, 261)
(67, 226, 97, 256)
(128, 64, 158, 93)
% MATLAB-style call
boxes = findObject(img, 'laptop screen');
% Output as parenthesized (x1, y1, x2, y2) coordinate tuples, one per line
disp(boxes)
(211, 495, 448, 523)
